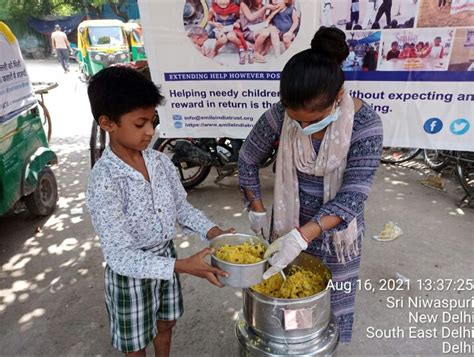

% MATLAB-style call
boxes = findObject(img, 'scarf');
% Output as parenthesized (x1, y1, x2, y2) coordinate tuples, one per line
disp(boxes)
(273, 91, 358, 263)
(212, 2, 240, 16)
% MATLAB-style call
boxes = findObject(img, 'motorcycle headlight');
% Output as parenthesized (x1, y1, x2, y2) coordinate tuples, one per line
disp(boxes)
(120, 53, 127, 60)
(94, 54, 101, 61)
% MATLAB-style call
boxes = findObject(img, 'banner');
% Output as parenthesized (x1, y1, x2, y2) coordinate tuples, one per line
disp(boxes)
(0, 22, 36, 124)
(138, 0, 474, 150)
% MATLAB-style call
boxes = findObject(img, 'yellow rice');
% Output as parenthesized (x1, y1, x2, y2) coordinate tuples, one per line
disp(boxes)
(251, 266, 329, 299)
(215, 242, 266, 264)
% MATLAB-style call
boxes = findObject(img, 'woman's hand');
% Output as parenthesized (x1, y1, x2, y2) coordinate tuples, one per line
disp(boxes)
(248, 210, 270, 239)
(262, 228, 308, 279)
(174, 248, 228, 287)
(206, 226, 235, 240)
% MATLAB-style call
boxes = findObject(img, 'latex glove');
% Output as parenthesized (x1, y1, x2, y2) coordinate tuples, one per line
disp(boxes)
(262, 228, 308, 280)
(248, 210, 270, 239)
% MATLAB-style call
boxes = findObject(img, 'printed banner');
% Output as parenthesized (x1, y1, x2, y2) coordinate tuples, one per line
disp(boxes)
(138, 0, 474, 150)
(0, 23, 36, 124)
(451, 0, 474, 14)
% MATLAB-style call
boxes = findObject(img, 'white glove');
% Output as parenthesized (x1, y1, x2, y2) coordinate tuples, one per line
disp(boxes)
(262, 228, 308, 280)
(248, 210, 270, 239)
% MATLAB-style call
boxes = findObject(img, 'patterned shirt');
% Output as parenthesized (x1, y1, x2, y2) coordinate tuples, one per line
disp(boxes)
(239, 101, 383, 238)
(86, 147, 215, 280)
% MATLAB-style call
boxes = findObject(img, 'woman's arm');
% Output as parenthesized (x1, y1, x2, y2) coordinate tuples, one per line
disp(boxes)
(238, 103, 284, 211)
(302, 103, 384, 241)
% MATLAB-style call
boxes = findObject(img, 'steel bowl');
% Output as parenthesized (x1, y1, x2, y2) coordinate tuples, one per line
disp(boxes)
(243, 252, 332, 343)
(210, 233, 269, 288)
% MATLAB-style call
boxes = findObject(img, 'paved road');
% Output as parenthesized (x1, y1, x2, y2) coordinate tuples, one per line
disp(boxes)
(1, 59, 473, 356)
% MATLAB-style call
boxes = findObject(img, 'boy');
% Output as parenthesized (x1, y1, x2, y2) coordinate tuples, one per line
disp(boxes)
(386, 41, 400, 61)
(86, 67, 231, 356)
(187, 27, 217, 58)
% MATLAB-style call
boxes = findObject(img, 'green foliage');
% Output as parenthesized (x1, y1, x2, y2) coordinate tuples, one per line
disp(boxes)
(1, 0, 114, 20)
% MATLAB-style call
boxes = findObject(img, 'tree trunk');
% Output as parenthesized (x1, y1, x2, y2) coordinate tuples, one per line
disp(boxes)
(110, 1, 129, 22)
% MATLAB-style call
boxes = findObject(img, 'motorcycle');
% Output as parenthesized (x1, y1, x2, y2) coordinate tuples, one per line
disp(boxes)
(153, 137, 278, 189)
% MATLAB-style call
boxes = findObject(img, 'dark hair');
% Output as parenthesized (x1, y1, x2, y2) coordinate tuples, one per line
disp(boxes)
(390, 19, 398, 28)
(188, 26, 208, 38)
(353, 24, 362, 30)
(242, 0, 261, 10)
(391, 41, 398, 47)
(371, 22, 380, 29)
(281, 27, 347, 111)
(88, 67, 164, 123)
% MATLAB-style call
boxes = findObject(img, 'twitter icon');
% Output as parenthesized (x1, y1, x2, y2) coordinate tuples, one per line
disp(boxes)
(450, 119, 470, 136)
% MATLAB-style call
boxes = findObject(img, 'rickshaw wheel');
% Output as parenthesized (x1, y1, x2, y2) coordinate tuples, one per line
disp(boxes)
(25, 167, 58, 216)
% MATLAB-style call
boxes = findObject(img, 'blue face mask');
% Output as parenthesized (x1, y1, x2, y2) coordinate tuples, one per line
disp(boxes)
(292, 104, 340, 136)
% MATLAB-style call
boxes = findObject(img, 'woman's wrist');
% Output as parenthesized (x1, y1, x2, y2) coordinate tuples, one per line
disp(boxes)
(250, 198, 265, 212)
(299, 222, 323, 242)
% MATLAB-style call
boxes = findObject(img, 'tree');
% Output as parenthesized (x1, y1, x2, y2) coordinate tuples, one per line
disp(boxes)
(3, 0, 130, 21)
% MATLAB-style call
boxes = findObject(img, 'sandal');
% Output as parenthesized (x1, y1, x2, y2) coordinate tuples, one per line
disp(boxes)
(239, 49, 246, 65)
(248, 48, 254, 64)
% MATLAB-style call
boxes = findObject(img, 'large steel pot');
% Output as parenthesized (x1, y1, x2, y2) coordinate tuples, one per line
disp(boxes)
(243, 252, 332, 344)
(210, 233, 269, 288)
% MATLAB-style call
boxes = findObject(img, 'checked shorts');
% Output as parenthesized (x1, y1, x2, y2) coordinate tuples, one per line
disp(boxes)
(104, 241, 183, 353)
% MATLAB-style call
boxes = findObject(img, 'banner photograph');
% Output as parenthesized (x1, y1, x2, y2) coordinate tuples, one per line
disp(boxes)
(138, 0, 474, 150)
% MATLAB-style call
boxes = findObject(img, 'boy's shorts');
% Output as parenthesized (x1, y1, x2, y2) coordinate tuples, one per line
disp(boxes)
(104, 241, 183, 353)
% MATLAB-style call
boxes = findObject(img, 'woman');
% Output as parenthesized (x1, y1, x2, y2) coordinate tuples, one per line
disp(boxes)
(238, 27, 383, 343)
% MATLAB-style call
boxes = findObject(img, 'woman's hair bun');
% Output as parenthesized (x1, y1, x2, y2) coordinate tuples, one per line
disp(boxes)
(310, 26, 349, 65)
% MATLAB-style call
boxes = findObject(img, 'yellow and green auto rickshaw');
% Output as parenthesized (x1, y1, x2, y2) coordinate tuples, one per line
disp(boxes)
(124, 22, 147, 61)
(77, 19, 130, 80)
(0, 22, 58, 216)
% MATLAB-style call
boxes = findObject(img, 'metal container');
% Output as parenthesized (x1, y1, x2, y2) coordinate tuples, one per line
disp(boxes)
(243, 253, 332, 344)
(236, 311, 339, 357)
(210, 233, 269, 288)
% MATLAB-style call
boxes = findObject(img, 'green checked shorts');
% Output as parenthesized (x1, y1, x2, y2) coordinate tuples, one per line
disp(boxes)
(104, 242, 183, 353)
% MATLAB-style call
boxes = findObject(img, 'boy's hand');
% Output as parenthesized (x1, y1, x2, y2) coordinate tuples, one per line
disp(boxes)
(206, 226, 236, 240)
(174, 248, 228, 287)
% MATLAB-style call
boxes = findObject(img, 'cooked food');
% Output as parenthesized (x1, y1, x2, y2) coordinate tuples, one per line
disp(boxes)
(215, 242, 266, 264)
(403, 58, 423, 69)
(378, 221, 403, 241)
(252, 266, 329, 299)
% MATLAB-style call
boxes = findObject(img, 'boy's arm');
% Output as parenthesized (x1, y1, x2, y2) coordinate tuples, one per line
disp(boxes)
(86, 170, 176, 280)
(159, 154, 217, 239)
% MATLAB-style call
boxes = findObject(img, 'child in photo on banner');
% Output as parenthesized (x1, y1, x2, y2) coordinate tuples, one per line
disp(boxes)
(86, 66, 234, 355)
(239, 0, 279, 63)
(386, 40, 400, 60)
(208, 0, 251, 64)
(425, 36, 444, 59)
(398, 42, 416, 59)
(267, 0, 300, 56)
(187, 27, 217, 58)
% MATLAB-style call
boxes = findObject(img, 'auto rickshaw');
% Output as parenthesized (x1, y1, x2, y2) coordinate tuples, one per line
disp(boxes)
(0, 22, 58, 216)
(124, 22, 147, 61)
(77, 19, 130, 80)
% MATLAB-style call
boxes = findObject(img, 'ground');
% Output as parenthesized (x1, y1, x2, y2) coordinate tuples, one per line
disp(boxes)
(0, 59, 473, 356)
(417, 0, 474, 28)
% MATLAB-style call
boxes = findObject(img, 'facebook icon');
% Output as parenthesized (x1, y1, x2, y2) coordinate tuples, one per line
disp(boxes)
(423, 118, 443, 134)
